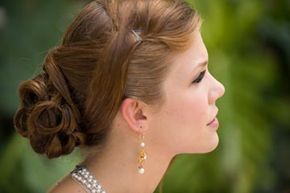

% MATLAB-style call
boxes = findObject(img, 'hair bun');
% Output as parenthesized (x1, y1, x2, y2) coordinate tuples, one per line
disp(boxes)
(28, 97, 77, 135)
(14, 54, 85, 158)
(14, 73, 48, 137)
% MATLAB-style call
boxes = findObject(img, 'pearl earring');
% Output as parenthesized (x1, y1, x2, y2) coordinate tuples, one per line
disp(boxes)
(138, 133, 147, 174)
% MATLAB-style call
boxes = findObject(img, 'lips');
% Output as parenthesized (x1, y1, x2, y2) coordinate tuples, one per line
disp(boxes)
(206, 116, 220, 129)
(207, 117, 216, 126)
(207, 108, 219, 126)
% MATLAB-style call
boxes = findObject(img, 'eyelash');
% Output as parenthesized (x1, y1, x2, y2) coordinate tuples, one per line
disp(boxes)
(192, 70, 206, 84)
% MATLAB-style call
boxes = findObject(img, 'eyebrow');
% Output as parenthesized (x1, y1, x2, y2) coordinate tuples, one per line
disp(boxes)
(190, 60, 208, 76)
(196, 61, 208, 68)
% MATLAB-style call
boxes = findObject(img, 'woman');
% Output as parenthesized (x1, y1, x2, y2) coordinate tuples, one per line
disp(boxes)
(14, 0, 225, 192)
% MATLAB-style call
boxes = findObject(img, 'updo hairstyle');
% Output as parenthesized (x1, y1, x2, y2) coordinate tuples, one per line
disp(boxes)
(14, 0, 200, 158)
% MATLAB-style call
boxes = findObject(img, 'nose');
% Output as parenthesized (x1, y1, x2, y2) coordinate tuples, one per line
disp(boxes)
(208, 73, 225, 104)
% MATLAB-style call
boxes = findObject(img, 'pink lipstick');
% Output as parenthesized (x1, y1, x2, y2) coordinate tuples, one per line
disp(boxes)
(207, 117, 219, 128)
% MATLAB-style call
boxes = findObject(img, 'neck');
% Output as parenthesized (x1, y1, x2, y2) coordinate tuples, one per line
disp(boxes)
(82, 131, 174, 193)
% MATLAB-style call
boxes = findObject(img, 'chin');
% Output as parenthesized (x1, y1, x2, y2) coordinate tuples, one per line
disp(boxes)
(204, 133, 219, 153)
(193, 133, 220, 154)
(176, 133, 220, 155)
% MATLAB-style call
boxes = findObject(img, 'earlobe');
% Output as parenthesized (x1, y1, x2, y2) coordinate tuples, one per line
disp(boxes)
(120, 98, 147, 133)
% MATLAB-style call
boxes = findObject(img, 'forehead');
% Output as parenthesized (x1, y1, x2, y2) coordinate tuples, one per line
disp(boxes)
(146, 31, 208, 111)
(166, 31, 208, 84)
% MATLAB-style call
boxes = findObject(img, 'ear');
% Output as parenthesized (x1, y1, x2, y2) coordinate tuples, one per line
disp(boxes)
(119, 98, 148, 133)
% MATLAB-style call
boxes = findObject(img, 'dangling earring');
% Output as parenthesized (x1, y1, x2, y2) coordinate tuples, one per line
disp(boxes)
(138, 133, 147, 174)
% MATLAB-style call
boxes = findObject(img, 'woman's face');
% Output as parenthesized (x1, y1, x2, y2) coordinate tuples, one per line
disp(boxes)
(147, 30, 225, 155)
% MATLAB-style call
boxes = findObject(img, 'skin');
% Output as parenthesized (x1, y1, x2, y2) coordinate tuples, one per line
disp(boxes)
(48, 30, 225, 193)
(147, 30, 225, 156)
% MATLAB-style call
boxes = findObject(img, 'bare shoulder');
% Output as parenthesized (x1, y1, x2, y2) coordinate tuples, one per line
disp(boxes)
(47, 175, 85, 193)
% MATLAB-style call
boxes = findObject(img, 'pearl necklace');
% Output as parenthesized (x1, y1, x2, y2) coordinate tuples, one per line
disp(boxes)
(71, 165, 107, 193)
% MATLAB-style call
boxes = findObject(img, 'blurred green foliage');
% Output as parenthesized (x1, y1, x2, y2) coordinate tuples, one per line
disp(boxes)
(0, 0, 289, 193)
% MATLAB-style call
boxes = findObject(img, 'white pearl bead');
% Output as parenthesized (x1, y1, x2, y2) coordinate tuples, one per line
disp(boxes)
(71, 166, 107, 193)
(140, 142, 145, 147)
(138, 167, 145, 174)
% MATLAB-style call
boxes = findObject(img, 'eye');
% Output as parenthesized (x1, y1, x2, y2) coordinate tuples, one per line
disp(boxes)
(192, 70, 206, 84)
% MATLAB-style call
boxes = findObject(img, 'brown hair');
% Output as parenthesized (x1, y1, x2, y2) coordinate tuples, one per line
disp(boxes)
(13, 0, 200, 159)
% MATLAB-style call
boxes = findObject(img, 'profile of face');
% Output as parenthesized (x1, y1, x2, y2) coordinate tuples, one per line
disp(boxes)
(147, 30, 225, 156)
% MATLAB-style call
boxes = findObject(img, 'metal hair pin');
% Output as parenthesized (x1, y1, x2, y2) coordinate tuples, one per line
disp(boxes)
(132, 29, 142, 42)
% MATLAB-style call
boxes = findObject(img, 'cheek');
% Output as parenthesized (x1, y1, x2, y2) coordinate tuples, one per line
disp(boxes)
(168, 90, 208, 129)
(150, 90, 209, 153)
(169, 91, 219, 154)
